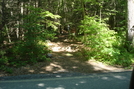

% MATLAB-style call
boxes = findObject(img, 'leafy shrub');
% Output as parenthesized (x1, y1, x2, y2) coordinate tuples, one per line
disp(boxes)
(79, 16, 132, 67)
(7, 40, 49, 65)
(0, 6, 60, 70)
(0, 65, 13, 74)
(0, 56, 8, 65)
(0, 50, 8, 65)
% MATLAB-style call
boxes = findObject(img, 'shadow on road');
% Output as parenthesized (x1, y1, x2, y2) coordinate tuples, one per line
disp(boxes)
(0, 71, 132, 89)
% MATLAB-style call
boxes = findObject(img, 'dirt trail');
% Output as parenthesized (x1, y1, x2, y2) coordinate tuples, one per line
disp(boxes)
(0, 35, 132, 77)
(47, 36, 131, 73)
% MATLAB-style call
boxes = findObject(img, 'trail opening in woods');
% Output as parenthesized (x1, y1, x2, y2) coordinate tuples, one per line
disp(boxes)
(0, 35, 130, 77)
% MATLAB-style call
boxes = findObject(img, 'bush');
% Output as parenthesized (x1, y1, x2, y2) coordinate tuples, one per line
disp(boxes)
(0, 50, 8, 65)
(79, 16, 132, 67)
(0, 6, 60, 70)
(0, 56, 8, 65)
(7, 40, 49, 65)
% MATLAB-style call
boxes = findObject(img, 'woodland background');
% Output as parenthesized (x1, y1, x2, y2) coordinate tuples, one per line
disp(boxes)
(0, 0, 133, 73)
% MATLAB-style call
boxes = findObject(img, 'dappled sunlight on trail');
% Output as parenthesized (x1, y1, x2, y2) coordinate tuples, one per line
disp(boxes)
(0, 35, 131, 77)
(47, 41, 82, 52)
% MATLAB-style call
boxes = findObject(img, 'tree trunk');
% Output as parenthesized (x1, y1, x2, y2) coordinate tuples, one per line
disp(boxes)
(127, 0, 134, 48)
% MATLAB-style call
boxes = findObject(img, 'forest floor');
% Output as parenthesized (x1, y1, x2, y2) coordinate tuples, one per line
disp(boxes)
(0, 35, 132, 77)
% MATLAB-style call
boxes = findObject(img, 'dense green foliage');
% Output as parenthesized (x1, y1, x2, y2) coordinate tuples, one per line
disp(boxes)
(0, 6, 60, 72)
(0, 0, 133, 73)
(79, 16, 132, 67)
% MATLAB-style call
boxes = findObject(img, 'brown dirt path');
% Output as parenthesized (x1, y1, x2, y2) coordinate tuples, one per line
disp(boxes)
(0, 35, 132, 77)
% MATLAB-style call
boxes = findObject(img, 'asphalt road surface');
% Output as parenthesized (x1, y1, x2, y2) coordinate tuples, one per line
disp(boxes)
(0, 71, 132, 89)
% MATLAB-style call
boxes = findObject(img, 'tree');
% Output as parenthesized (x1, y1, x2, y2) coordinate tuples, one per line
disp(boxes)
(127, 0, 134, 48)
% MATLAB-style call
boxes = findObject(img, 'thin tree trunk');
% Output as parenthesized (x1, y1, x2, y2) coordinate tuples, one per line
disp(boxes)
(16, 21, 19, 39)
(100, 8, 101, 22)
(81, 0, 86, 41)
(5, 25, 11, 43)
(21, 2, 24, 40)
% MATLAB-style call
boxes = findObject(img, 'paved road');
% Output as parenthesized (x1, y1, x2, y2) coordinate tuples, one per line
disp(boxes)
(0, 71, 132, 89)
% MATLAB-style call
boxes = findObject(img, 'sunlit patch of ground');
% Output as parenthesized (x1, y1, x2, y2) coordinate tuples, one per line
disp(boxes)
(47, 41, 82, 52)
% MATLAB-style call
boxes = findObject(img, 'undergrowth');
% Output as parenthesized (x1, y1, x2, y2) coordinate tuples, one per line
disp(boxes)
(0, 6, 60, 73)
(79, 16, 133, 67)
